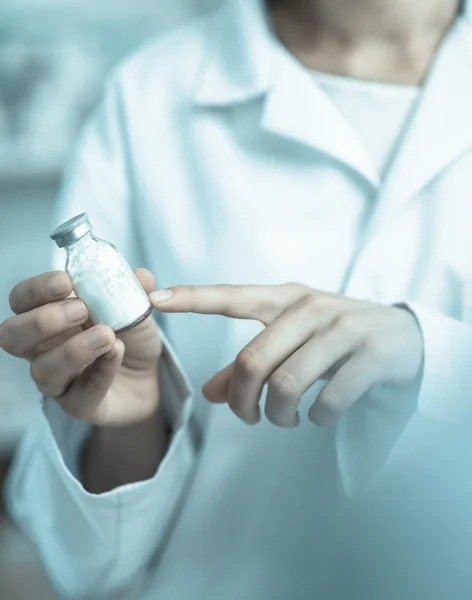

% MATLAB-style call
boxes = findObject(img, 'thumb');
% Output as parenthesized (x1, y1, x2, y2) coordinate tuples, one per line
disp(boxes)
(134, 268, 156, 295)
(202, 362, 234, 404)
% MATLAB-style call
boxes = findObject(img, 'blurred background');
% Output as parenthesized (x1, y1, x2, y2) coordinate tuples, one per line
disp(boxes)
(0, 1, 220, 597)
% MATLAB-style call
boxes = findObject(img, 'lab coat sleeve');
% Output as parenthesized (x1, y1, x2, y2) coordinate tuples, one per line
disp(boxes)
(336, 304, 472, 497)
(5, 71, 200, 599)
(6, 335, 196, 599)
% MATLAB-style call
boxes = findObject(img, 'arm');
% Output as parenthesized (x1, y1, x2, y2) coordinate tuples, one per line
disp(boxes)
(6, 360, 195, 599)
(51, 73, 172, 495)
(4, 70, 199, 599)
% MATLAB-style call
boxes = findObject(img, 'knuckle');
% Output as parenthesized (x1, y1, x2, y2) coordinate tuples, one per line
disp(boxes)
(365, 339, 390, 363)
(235, 346, 264, 378)
(30, 359, 48, 389)
(300, 292, 330, 313)
(36, 327, 79, 356)
(269, 369, 298, 398)
(336, 313, 364, 339)
(32, 305, 58, 338)
(35, 338, 55, 356)
(302, 292, 319, 308)
(62, 338, 82, 365)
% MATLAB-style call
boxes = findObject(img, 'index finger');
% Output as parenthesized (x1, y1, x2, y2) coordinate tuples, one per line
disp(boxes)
(150, 283, 309, 324)
(9, 271, 72, 315)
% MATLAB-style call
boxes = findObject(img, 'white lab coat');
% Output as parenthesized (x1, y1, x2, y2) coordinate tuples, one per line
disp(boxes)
(7, 0, 472, 598)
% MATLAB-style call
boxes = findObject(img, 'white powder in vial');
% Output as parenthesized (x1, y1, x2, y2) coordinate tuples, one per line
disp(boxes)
(68, 237, 151, 331)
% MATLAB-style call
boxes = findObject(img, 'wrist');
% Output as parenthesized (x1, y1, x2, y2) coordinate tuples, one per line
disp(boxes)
(92, 407, 169, 454)
(83, 408, 170, 493)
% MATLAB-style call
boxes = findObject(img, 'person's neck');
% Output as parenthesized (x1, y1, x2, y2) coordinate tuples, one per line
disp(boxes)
(269, 0, 461, 84)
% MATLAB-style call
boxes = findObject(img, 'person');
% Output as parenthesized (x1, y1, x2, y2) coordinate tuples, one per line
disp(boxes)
(2, 0, 472, 597)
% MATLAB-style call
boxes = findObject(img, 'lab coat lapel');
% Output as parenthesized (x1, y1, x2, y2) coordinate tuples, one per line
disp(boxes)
(261, 48, 379, 186)
(193, 0, 273, 106)
(371, 16, 472, 230)
(195, 0, 472, 199)
(194, 0, 378, 186)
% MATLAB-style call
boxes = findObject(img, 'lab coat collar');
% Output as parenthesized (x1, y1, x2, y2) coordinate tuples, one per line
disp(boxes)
(194, 0, 472, 192)
(369, 15, 472, 230)
(259, 47, 379, 184)
(194, 0, 472, 104)
(194, 0, 379, 184)
(193, 0, 274, 106)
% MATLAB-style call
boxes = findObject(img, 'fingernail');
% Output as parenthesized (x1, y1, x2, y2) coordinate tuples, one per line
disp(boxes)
(85, 326, 111, 350)
(48, 274, 70, 297)
(150, 289, 174, 304)
(63, 300, 87, 323)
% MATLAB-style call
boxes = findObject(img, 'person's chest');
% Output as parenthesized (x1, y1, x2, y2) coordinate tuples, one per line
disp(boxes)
(133, 102, 472, 317)
(134, 105, 370, 293)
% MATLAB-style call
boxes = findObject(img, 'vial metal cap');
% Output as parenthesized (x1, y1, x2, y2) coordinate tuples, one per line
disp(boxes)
(50, 213, 93, 248)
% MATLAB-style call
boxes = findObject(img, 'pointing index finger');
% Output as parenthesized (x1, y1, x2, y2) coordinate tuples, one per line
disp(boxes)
(150, 283, 309, 324)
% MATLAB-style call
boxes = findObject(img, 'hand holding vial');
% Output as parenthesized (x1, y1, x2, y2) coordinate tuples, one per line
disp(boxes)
(0, 215, 162, 428)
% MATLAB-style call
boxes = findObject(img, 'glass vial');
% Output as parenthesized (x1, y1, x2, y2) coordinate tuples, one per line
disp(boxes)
(50, 213, 152, 333)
